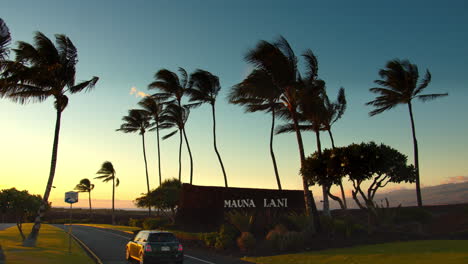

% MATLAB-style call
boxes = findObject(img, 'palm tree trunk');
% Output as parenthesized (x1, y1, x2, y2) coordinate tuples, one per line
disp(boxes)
(291, 110, 321, 231)
(182, 128, 194, 184)
(141, 133, 151, 216)
(315, 130, 330, 217)
(24, 108, 62, 246)
(156, 120, 162, 186)
(112, 177, 115, 225)
(328, 129, 347, 209)
(408, 102, 422, 207)
(211, 103, 228, 187)
(270, 107, 281, 190)
(178, 130, 182, 182)
(88, 191, 92, 219)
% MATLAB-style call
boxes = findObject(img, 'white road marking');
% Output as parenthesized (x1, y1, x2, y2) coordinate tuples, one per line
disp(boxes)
(185, 254, 217, 264)
(76, 225, 217, 264)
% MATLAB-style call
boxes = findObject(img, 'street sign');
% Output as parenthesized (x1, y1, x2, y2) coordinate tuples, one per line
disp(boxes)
(65, 191, 78, 204)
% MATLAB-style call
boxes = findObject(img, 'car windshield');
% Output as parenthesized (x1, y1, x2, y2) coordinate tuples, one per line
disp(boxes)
(148, 233, 177, 242)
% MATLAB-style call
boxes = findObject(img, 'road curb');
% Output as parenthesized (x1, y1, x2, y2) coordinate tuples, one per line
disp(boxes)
(69, 231, 104, 264)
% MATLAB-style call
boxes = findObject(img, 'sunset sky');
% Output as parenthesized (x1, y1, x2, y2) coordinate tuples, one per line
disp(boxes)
(1, 0, 467, 209)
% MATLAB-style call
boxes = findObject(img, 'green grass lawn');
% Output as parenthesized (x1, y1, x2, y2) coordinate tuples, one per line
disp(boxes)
(0, 223, 94, 264)
(72, 223, 140, 233)
(244, 240, 468, 264)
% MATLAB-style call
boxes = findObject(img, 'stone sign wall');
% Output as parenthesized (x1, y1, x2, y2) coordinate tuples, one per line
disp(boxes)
(175, 184, 307, 231)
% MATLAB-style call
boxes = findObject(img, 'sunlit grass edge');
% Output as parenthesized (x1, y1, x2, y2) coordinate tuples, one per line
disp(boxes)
(0, 223, 94, 264)
(243, 240, 468, 264)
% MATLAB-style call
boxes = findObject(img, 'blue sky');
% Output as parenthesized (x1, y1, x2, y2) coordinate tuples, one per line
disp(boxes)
(1, 0, 467, 208)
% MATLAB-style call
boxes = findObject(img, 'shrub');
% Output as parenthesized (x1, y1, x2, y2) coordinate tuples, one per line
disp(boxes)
(215, 223, 239, 250)
(286, 213, 314, 232)
(142, 217, 169, 230)
(128, 218, 143, 228)
(201, 232, 218, 248)
(278, 231, 304, 251)
(265, 229, 282, 251)
(226, 210, 254, 232)
(237, 232, 256, 252)
(396, 207, 432, 224)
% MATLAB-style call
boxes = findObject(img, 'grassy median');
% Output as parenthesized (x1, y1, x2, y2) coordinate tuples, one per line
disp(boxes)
(0, 223, 94, 264)
(244, 240, 468, 264)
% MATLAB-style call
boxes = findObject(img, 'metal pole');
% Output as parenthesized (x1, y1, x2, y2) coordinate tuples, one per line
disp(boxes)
(68, 203, 73, 253)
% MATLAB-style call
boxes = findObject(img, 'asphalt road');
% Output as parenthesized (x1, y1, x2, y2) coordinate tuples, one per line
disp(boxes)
(55, 224, 250, 264)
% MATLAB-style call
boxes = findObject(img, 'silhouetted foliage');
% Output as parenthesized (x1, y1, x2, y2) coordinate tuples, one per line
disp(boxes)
(0, 188, 43, 241)
(95, 161, 119, 224)
(0, 18, 11, 61)
(74, 178, 95, 217)
(367, 59, 448, 207)
(0, 31, 98, 245)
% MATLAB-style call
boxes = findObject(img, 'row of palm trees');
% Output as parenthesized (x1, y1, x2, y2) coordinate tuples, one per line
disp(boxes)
(0, 18, 447, 242)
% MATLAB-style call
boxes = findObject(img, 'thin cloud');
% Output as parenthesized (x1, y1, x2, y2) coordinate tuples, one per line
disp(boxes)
(129, 86, 149, 98)
(441, 176, 468, 184)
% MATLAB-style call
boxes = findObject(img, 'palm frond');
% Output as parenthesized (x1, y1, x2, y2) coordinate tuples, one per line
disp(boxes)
(162, 130, 178, 140)
(69, 76, 98, 93)
(302, 49, 318, 80)
(275, 123, 312, 135)
(0, 18, 11, 60)
(414, 70, 431, 96)
(116, 178, 120, 187)
(416, 93, 448, 102)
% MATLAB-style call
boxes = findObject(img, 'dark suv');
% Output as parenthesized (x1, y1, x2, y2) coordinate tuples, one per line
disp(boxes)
(126, 230, 184, 264)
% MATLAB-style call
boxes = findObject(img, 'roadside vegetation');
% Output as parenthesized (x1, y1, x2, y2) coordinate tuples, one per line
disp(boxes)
(244, 240, 468, 264)
(0, 223, 94, 264)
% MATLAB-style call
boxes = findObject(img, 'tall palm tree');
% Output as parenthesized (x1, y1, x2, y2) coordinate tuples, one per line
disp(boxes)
(0, 32, 98, 245)
(95, 161, 119, 225)
(74, 178, 95, 218)
(244, 37, 320, 229)
(149, 68, 194, 183)
(188, 69, 228, 187)
(160, 103, 193, 184)
(0, 18, 11, 61)
(117, 109, 152, 215)
(229, 69, 284, 189)
(138, 95, 167, 186)
(322, 87, 347, 208)
(366, 59, 448, 207)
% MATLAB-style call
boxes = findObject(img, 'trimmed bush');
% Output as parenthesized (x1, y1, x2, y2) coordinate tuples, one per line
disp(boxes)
(396, 207, 432, 224)
(128, 218, 143, 227)
(201, 232, 218, 247)
(215, 223, 239, 250)
(278, 231, 304, 251)
(142, 217, 169, 230)
(237, 232, 256, 252)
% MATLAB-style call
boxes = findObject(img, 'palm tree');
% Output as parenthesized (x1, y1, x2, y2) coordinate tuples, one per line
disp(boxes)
(0, 18, 11, 61)
(138, 95, 167, 186)
(74, 178, 95, 218)
(95, 161, 119, 225)
(188, 69, 228, 187)
(322, 87, 347, 208)
(117, 109, 152, 215)
(160, 103, 193, 184)
(149, 68, 194, 184)
(0, 32, 98, 245)
(366, 59, 448, 207)
(229, 69, 283, 189)
(244, 37, 320, 229)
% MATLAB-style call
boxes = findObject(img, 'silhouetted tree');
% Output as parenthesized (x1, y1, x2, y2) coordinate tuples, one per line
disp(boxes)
(117, 109, 152, 215)
(138, 96, 167, 186)
(229, 69, 284, 190)
(0, 18, 11, 61)
(188, 69, 228, 187)
(160, 103, 193, 183)
(149, 68, 194, 184)
(95, 161, 119, 225)
(244, 36, 320, 229)
(366, 59, 448, 207)
(74, 178, 95, 218)
(0, 32, 98, 246)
